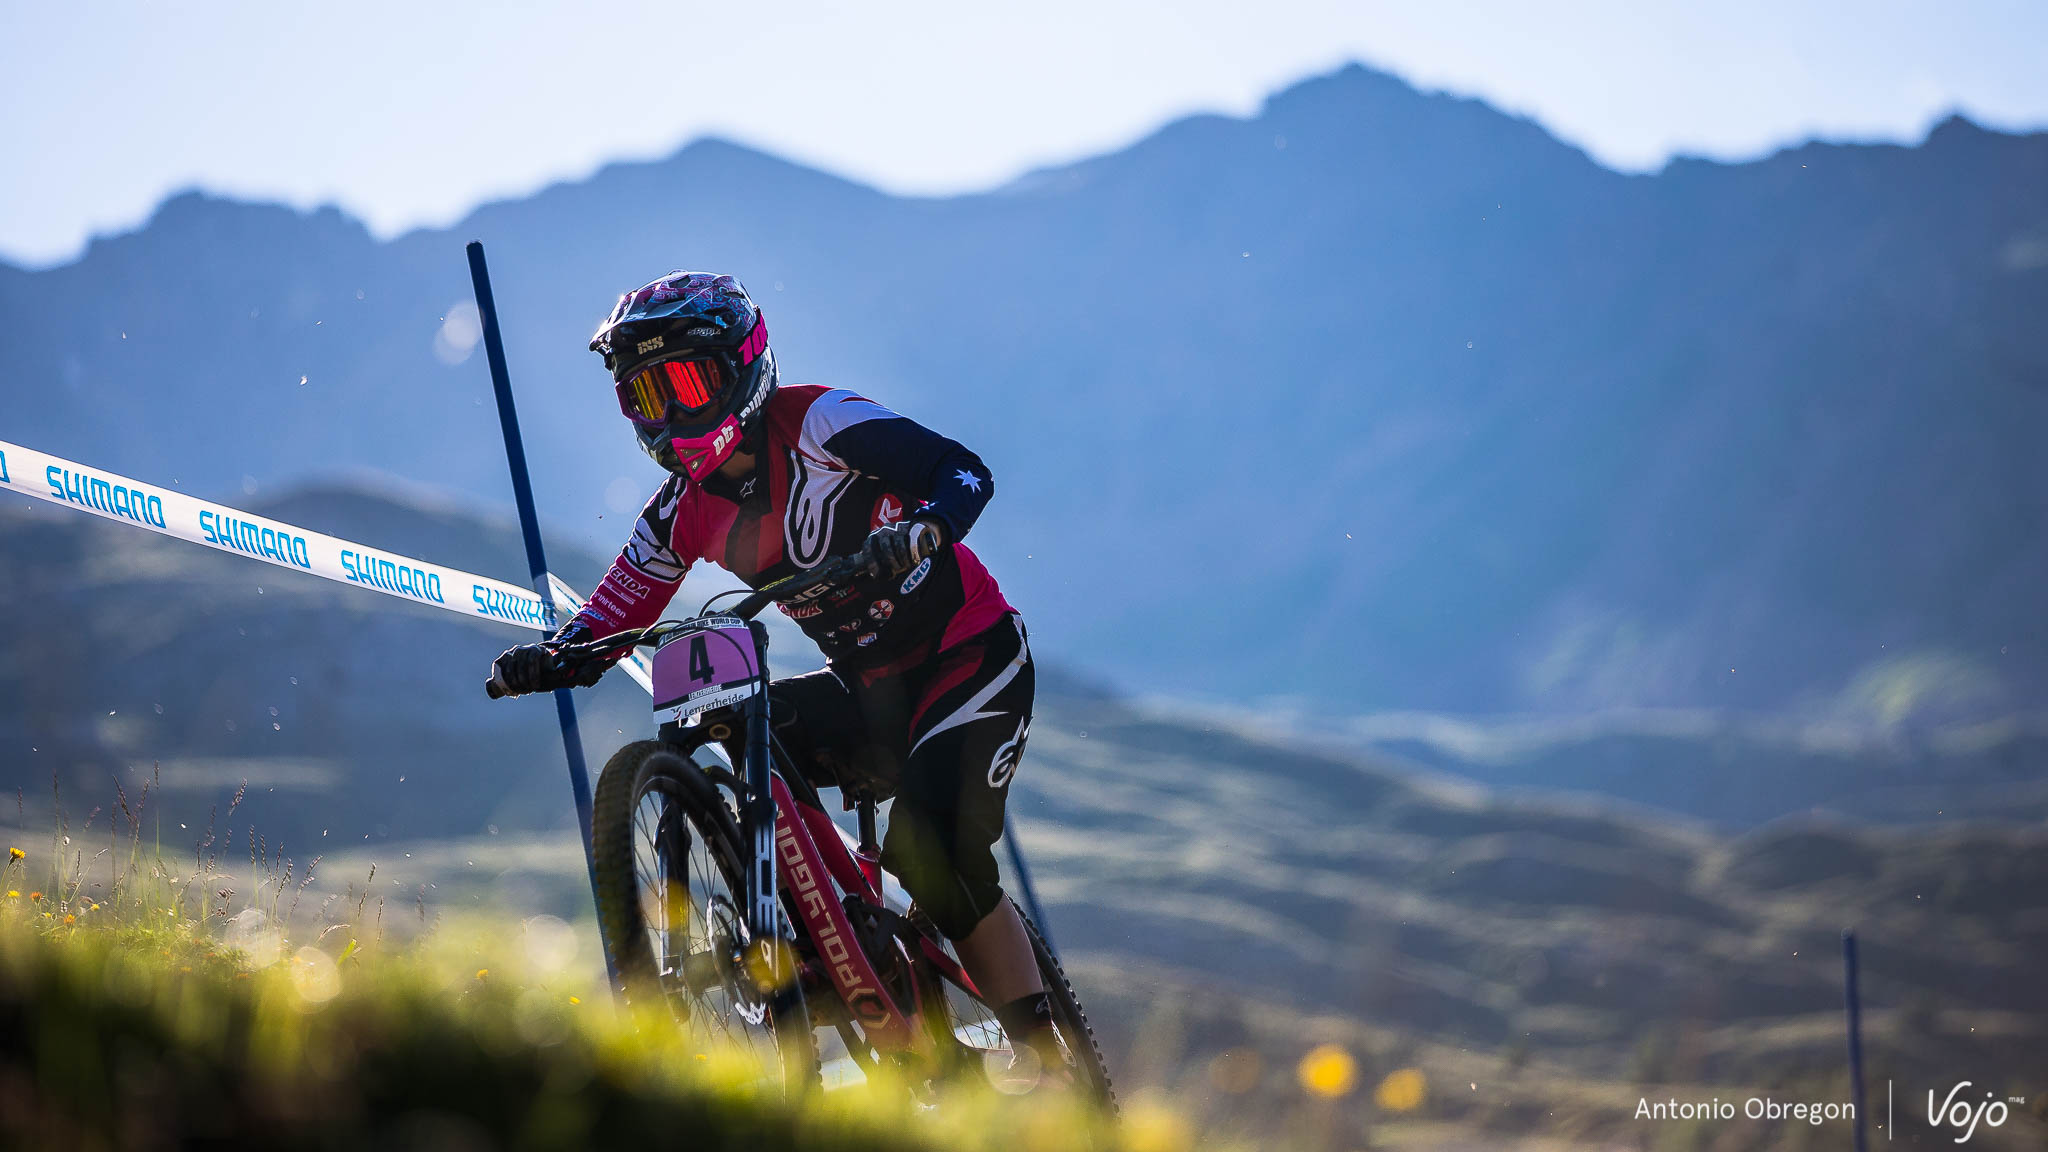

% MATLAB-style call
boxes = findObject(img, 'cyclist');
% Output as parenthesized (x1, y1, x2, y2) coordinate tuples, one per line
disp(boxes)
(489, 271, 1060, 1065)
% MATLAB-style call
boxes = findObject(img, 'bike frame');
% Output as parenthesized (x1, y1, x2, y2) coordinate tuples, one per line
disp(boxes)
(654, 598, 982, 1059)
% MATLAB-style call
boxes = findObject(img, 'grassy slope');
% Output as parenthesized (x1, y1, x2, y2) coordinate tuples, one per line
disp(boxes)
(1014, 682, 2048, 1149)
(0, 906, 1154, 1152)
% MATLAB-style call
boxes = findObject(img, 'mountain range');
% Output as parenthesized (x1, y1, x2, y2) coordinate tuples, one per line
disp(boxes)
(4, 486, 2039, 1149)
(5, 63, 2044, 728)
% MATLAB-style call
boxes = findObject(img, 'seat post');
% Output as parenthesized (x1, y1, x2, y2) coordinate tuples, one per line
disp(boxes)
(854, 792, 883, 890)
(856, 794, 880, 856)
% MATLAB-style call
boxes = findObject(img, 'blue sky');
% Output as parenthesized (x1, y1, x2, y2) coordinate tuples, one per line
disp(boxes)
(3, 0, 2044, 267)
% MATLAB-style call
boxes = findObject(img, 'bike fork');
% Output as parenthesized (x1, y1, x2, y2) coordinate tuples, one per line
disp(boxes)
(743, 621, 779, 945)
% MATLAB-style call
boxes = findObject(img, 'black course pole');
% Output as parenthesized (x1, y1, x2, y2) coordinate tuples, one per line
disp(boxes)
(1844, 929, 1869, 1152)
(466, 241, 617, 987)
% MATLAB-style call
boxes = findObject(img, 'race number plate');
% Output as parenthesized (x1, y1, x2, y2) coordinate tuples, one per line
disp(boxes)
(650, 616, 761, 717)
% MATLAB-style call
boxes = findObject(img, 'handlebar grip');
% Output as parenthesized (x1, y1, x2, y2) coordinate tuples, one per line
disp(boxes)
(485, 673, 510, 699)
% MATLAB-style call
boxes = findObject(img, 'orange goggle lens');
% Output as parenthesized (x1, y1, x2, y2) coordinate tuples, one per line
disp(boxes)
(619, 357, 726, 424)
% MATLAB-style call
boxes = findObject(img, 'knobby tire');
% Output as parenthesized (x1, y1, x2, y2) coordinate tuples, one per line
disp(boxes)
(590, 740, 818, 1093)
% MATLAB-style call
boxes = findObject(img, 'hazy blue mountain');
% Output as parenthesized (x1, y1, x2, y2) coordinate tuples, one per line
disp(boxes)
(5, 486, 2042, 1150)
(4, 64, 2045, 726)
(2, 481, 2036, 881)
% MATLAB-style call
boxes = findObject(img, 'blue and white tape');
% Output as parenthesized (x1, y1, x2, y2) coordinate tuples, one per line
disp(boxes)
(0, 437, 653, 694)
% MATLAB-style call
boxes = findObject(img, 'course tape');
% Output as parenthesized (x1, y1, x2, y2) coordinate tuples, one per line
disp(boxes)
(0, 439, 634, 668)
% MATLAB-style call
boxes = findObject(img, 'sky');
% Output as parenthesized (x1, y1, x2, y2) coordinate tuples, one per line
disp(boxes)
(3, 0, 2045, 268)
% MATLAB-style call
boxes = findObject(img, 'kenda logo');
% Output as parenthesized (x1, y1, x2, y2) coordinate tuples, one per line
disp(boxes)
(1930, 1082, 2018, 1143)
(45, 465, 166, 529)
(199, 510, 311, 570)
(471, 584, 545, 625)
(340, 549, 445, 604)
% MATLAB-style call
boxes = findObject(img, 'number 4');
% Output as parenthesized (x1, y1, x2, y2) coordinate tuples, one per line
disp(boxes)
(688, 634, 714, 685)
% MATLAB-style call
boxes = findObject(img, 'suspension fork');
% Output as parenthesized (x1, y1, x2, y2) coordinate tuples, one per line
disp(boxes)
(742, 620, 779, 944)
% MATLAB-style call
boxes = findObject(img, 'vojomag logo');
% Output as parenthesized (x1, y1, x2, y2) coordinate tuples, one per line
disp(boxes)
(1929, 1082, 2019, 1143)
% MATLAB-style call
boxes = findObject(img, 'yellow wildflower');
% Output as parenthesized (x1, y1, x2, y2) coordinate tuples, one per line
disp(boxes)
(1375, 1068, 1428, 1113)
(1297, 1044, 1357, 1098)
(63, 914, 75, 925)
(7, 847, 22, 861)
(475, 969, 489, 980)
(5, 891, 16, 899)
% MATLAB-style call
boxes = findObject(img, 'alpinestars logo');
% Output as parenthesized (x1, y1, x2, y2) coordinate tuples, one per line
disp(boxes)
(988, 717, 1029, 788)
(784, 451, 856, 569)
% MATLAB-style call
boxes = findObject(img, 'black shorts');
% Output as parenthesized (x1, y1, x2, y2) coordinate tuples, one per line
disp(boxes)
(763, 612, 1032, 941)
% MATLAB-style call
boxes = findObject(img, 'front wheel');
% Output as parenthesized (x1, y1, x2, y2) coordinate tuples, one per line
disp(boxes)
(590, 741, 817, 1092)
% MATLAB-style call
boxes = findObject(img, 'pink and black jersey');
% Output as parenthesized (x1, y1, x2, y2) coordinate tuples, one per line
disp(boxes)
(562, 385, 1013, 667)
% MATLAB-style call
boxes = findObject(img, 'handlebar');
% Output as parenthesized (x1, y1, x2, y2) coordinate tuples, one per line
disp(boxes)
(485, 553, 872, 699)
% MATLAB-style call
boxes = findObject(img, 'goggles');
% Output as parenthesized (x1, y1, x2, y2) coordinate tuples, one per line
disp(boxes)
(616, 355, 729, 427)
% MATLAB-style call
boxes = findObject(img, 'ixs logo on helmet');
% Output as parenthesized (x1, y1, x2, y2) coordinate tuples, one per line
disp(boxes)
(636, 336, 664, 355)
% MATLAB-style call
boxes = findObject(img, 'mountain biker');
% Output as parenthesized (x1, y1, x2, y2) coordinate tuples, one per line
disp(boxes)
(488, 271, 1060, 1065)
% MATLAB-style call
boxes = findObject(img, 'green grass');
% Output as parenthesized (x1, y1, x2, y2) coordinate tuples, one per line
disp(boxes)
(0, 838, 1187, 1152)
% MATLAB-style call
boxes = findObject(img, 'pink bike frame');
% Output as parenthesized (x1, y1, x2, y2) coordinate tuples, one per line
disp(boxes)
(769, 775, 984, 1053)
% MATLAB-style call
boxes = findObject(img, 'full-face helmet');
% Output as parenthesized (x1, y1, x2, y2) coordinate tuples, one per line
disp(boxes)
(590, 271, 776, 480)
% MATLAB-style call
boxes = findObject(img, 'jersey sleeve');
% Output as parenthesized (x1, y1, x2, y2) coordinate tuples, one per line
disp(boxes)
(795, 389, 995, 542)
(554, 475, 693, 645)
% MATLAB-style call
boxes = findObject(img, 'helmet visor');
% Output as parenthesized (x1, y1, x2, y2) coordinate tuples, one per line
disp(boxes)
(617, 356, 729, 427)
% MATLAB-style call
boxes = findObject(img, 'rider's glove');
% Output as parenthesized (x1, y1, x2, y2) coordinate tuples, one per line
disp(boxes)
(489, 642, 605, 697)
(858, 517, 943, 578)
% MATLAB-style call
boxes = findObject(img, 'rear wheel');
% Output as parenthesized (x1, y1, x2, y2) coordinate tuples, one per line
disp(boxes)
(911, 900, 1118, 1114)
(591, 740, 817, 1091)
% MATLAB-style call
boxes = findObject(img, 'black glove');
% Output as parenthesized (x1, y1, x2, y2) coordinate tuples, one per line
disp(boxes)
(488, 642, 605, 697)
(858, 518, 942, 578)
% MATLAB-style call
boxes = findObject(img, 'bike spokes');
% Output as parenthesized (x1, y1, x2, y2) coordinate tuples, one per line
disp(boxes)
(630, 788, 778, 1060)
